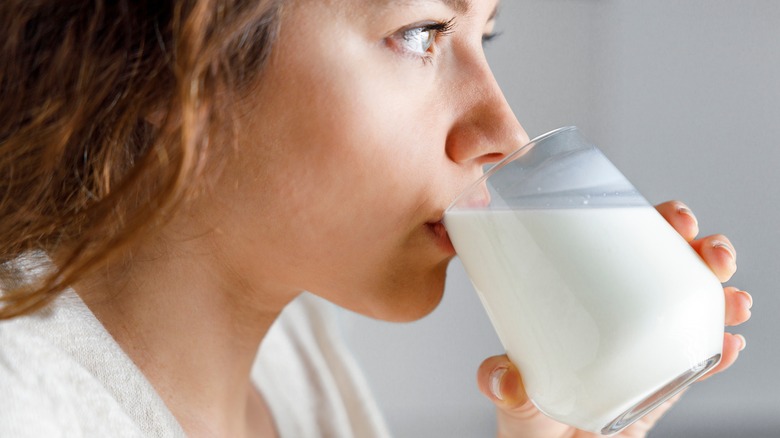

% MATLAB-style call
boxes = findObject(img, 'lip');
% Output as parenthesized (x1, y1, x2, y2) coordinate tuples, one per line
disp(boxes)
(426, 220, 456, 255)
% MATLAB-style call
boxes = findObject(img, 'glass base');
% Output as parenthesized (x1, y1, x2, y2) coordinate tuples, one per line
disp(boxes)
(600, 353, 722, 435)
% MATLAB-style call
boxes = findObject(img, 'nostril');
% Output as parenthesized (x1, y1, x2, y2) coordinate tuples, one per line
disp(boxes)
(485, 152, 506, 161)
(479, 152, 507, 166)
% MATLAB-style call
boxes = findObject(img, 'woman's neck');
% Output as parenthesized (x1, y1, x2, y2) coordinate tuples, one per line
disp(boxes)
(75, 230, 296, 438)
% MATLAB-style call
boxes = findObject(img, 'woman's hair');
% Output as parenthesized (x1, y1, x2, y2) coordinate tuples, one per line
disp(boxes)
(0, 0, 282, 319)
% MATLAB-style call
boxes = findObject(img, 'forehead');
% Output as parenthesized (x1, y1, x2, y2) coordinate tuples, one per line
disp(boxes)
(377, 0, 471, 13)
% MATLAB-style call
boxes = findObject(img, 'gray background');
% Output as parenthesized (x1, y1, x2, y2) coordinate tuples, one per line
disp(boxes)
(340, 1, 780, 437)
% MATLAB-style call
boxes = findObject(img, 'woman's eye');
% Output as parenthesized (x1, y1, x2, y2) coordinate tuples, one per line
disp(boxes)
(389, 19, 455, 60)
(400, 27, 436, 55)
(482, 32, 500, 45)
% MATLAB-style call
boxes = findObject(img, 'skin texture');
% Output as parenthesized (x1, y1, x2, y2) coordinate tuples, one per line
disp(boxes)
(75, 1, 751, 437)
(204, 0, 527, 322)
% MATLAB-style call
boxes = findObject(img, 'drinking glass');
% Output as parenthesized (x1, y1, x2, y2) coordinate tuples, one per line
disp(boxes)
(443, 126, 724, 435)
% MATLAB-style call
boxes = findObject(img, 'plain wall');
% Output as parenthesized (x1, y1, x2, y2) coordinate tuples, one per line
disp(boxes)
(341, 1, 780, 437)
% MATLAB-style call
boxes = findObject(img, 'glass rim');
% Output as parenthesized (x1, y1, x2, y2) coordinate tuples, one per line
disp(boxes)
(446, 125, 579, 212)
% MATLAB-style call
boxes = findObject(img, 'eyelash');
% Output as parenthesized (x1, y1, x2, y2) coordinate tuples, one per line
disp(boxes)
(482, 31, 501, 44)
(396, 18, 456, 65)
(390, 18, 501, 66)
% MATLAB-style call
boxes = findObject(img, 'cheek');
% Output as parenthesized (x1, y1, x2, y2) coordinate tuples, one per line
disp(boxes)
(266, 20, 443, 169)
(260, 61, 441, 230)
(221, 13, 454, 304)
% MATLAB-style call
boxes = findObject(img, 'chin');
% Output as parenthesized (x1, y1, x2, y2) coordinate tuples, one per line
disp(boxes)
(313, 258, 452, 322)
(364, 260, 450, 323)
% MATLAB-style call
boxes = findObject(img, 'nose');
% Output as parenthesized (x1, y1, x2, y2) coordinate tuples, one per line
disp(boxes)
(444, 58, 529, 165)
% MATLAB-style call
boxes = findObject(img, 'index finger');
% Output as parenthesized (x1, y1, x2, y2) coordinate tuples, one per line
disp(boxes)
(655, 200, 699, 242)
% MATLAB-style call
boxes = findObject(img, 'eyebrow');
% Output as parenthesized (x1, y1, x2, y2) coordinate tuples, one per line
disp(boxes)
(382, 0, 471, 14)
(442, 0, 470, 14)
(377, 0, 500, 22)
(488, 2, 500, 21)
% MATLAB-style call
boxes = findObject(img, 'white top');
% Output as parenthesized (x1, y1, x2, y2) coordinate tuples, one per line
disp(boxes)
(0, 290, 391, 437)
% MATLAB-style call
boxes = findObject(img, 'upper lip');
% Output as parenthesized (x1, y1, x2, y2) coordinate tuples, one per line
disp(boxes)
(425, 209, 446, 226)
(426, 217, 449, 237)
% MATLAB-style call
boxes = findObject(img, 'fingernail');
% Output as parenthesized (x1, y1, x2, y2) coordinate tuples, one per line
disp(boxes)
(736, 334, 747, 351)
(490, 366, 507, 401)
(738, 290, 753, 309)
(677, 205, 698, 228)
(712, 240, 737, 263)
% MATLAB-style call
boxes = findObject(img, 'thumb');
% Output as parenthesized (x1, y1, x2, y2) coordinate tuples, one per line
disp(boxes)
(477, 354, 530, 410)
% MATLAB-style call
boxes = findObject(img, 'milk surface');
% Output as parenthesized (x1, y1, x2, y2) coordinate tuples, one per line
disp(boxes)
(444, 207, 724, 432)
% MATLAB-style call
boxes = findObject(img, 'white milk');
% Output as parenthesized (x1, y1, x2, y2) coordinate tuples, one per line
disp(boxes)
(444, 207, 724, 433)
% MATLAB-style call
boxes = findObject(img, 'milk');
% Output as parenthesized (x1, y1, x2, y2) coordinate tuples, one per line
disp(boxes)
(444, 206, 724, 433)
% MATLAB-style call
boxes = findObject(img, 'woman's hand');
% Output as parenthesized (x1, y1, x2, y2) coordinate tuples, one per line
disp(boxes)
(477, 201, 752, 438)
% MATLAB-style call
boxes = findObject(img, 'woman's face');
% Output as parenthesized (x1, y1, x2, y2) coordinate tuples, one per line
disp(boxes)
(207, 0, 527, 321)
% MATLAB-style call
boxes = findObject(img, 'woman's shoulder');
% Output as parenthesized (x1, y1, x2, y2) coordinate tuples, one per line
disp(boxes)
(0, 291, 184, 438)
(0, 315, 144, 437)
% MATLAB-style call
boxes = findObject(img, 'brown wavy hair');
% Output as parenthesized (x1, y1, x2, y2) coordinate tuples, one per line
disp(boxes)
(0, 0, 282, 319)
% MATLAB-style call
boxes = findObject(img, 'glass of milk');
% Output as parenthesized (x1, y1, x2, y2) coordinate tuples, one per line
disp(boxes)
(443, 126, 724, 435)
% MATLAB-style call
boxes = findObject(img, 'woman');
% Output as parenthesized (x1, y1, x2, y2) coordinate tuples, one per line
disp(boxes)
(0, 0, 752, 436)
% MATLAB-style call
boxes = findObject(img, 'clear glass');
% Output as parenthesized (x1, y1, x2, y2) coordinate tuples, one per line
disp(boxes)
(443, 126, 724, 435)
